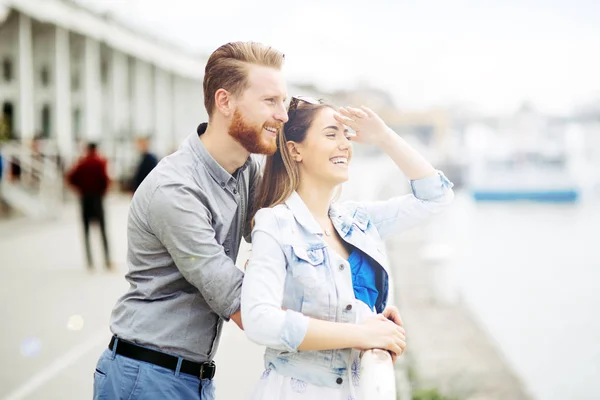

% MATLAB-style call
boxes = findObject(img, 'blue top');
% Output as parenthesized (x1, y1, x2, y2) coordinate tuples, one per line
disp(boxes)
(348, 248, 380, 311)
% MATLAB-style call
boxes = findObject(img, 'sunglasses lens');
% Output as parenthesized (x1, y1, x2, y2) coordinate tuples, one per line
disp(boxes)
(295, 96, 320, 105)
(287, 96, 323, 123)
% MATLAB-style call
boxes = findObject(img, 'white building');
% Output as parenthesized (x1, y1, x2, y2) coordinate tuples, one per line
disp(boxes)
(0, 0, 208, 175)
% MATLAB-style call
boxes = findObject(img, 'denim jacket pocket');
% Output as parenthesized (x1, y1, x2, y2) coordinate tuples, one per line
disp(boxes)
(289, 245, 333, 316)
(288, 244, 335, 366)
(291, 245, 325, 265)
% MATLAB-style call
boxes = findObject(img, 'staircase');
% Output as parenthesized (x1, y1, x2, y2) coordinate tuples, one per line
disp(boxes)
(0, 141, 64, 220)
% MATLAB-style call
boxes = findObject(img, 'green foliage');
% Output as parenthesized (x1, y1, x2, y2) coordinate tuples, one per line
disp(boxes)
(411, 388, 459, 400)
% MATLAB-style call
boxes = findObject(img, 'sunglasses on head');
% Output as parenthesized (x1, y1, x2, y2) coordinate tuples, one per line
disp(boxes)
(287, 96, 322, 123)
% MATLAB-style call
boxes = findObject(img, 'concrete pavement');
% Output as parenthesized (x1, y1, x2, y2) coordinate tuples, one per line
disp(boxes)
(0, 193, 269, 400)
(0, 156, 400, 399)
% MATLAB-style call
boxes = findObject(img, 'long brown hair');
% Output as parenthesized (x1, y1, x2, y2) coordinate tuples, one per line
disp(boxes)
(251, 101, 334, 223)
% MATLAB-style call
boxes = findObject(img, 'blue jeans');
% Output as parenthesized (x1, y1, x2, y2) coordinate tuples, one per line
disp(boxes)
(93, 348, 216, 400)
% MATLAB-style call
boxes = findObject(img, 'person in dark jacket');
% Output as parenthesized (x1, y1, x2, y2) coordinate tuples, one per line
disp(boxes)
(66, 142, 112, 270)
(130, 137, 158, 193)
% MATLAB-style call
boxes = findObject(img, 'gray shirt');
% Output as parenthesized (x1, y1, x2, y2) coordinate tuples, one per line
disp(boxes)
(110, 123, 260, 362)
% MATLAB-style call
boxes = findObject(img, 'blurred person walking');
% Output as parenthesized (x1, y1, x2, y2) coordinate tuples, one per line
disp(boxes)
(130, 136, 158, 193)
(66, 142, 112, 270)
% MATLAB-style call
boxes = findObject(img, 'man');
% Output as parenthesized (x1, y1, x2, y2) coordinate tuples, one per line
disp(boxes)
(130, 136, 158, 193)
(66, 142, 111, 270)
(93, 42, 288, 399)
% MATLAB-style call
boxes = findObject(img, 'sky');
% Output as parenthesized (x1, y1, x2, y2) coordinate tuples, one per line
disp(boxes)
(77, 0, 600, 115)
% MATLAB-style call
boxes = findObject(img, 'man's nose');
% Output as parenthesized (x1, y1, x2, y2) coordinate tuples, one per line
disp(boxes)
(274, 102, 289, 123)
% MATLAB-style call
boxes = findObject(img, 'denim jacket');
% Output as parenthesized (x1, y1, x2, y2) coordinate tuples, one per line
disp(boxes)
(241, 171, 454, 388)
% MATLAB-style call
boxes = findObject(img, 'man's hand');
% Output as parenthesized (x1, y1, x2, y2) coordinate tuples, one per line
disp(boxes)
(230, 310, 243, 330)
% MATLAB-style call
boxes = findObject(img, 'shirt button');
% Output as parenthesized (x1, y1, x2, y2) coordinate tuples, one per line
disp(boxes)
(338, 264, 345, 271)
(345, 304, 352, 311)
(225, 248, 230, 254)
(336, 377, 343, 385)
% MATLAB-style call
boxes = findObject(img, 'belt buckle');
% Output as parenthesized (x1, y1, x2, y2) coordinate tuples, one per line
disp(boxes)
(199, 361, 216, 380)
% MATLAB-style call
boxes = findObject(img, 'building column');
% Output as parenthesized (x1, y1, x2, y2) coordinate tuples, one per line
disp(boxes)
(153, 67, 173, 157)
(109, 51, 128, 139)
(54, 26, 72, 161)
(170, 73, 177, 148)
(83, 36, 101, 141)
(17, 12, 34, 143)
(132, 59, 153, 137)
(109, 50, 130, 180)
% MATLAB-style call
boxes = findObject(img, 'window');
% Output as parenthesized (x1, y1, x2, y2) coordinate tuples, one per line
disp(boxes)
(2, 57, 12, 82)
(41, 104, 51, 138)
(73, 108, 81, 140)
(71, 73, 80, 91)
(1, 102, 14, 140)
(41, 66, 50, 87)
(101, 60, 108, 85)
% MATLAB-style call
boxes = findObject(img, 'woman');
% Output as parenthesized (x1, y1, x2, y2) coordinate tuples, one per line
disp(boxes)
(241, 97, 454, 399)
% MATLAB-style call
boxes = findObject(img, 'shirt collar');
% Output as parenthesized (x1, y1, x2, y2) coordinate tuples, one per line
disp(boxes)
(188, 123, 251, 187)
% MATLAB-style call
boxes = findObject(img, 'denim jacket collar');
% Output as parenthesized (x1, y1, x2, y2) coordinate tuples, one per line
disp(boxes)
(285, 191, 371, 241)
(284, 191, 323, 236)
(329, 202, 369, 237)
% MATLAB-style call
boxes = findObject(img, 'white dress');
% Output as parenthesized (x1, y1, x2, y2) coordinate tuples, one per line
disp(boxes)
(249, 300, 374, 400)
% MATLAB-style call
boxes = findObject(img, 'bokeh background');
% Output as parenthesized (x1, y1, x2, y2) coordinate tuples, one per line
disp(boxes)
(1, 1, 599, 399)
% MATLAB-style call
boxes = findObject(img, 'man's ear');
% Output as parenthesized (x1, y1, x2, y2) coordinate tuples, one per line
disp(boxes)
(286, 141, 302, 162)
(215, 89, 234, 117)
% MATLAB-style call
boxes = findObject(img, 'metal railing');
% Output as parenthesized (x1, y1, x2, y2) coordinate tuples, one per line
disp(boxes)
(0, 141, 64, 219)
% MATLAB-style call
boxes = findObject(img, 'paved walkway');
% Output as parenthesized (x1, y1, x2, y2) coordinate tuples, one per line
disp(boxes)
(0, 157, 397, 399)
(0, 193, 269, 400)
(0, 156, 532, 399)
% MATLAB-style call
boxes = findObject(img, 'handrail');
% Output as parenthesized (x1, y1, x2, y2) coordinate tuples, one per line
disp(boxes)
(360, 349, 397, 399)
(0, 142, 63, 218)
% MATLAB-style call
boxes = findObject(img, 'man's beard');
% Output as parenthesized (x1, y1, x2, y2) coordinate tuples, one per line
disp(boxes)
(228, 108, 279, 155)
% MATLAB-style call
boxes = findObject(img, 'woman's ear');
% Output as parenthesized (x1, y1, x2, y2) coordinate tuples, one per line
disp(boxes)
(286, 141, 302, 162)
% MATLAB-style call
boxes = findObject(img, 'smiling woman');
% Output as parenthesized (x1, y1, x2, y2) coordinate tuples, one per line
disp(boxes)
(241, 96, 454, 399)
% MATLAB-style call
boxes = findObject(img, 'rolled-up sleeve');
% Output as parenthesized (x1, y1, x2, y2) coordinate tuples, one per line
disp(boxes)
(147, 183, 243, 321)
(410, 170, 454, 201)
(241, 209, 309, 352)
(364, 170, 454, 239)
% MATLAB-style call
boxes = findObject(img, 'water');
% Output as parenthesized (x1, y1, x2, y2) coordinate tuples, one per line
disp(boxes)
(346, 156, 600, 399)
(433, 192, 600, 400)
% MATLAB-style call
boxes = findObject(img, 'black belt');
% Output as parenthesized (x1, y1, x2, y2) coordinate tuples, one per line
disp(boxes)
(108, 336, 216, 380)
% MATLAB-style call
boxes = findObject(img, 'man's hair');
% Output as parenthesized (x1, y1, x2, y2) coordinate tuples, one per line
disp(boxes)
(203, 42, 285, 118)
(87, 142, 97, 152)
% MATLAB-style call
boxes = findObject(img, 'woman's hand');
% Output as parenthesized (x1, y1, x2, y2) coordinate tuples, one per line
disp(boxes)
(382, 305, 404, 327)
(334, 106, 393, 148)
(382, 306, 404, 362)
(336, 105, 438, 180)
(357, 314, 406, 361)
